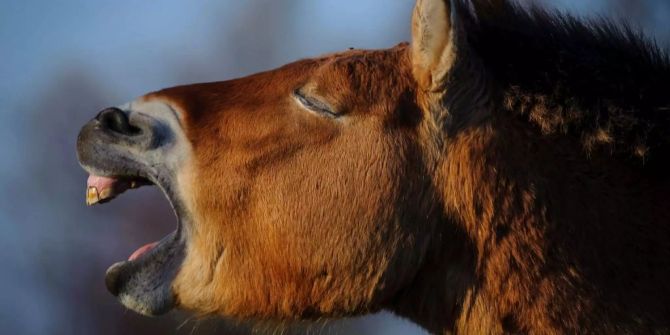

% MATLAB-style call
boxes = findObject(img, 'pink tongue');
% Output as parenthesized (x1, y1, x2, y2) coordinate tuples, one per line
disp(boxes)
(129, 242, 159, 261)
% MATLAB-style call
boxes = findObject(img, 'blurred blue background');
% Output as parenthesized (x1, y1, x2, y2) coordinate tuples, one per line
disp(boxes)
(0, 1, 668, 334)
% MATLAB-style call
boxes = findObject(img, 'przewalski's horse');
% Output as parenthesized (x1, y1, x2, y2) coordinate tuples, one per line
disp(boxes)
(76, 0, 670, 333)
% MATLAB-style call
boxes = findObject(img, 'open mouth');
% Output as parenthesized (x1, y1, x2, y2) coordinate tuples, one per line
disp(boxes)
(77, 104, 188, 316)
(86, 174, 159, 262)
(84, 172, 185, 316)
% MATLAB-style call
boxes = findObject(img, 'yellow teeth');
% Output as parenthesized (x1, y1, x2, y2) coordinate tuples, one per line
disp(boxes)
(86, 186, 114, 206)
(86, 186, 99, 206)
(99, 188, 113, 200)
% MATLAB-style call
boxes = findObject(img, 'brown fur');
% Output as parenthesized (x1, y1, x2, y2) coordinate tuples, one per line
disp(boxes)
(149, 47, 441, 320)
(140, 1, 670, 333)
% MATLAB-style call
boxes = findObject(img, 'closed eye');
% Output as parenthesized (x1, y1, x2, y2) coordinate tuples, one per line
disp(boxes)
(293, 89, 338, 118)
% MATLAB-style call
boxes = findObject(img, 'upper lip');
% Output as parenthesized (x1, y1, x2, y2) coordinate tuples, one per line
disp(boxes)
(86, 175, 152, 206)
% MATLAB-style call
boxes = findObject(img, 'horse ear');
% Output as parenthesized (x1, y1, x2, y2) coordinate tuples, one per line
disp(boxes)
(411, 0, 463, 92)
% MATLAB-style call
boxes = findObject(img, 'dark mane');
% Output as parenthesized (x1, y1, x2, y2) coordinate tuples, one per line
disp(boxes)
(460, 0, 670, 166)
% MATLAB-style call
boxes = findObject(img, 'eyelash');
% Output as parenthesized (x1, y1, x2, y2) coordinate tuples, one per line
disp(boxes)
(293, 90, 337, 118)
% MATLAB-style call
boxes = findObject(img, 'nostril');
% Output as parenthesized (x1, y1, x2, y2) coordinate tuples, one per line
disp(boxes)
(96, 107, 140, 135)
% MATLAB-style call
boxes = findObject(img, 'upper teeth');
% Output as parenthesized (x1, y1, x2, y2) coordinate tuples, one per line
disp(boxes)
(86, 186, 100, 206)
(86, 186, 114, 206)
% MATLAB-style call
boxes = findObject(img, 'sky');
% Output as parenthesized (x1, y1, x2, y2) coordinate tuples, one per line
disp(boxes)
(0, 1, 668, 334)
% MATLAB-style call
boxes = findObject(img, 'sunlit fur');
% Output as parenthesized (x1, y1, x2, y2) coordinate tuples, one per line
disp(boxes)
(138, 0, 669, 333)
(147, 47, 443, 321)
